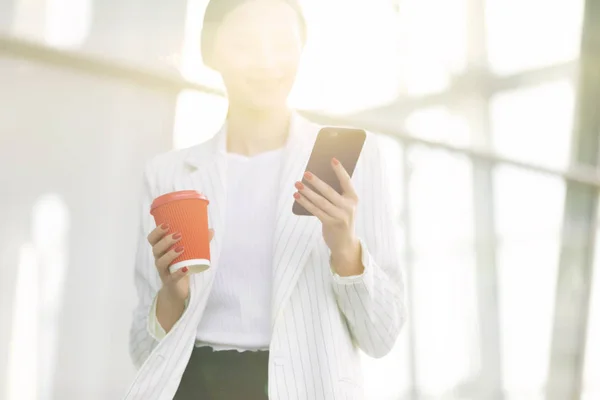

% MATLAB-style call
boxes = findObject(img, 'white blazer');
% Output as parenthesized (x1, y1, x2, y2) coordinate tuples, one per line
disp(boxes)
(125, 113, 407, 400)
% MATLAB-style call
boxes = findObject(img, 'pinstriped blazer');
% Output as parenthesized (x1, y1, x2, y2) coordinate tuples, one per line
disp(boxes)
(125, 113, 407, 400)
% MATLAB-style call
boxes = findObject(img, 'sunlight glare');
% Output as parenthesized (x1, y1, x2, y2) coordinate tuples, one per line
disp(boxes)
(485, 0, 584, 75)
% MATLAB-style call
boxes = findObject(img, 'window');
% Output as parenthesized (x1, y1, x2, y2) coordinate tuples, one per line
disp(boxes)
(405, 106, 471, 148)
(582, 207, 600, 400)
(490, 80, 575, 170)
(361, 134, 411, 399)
(408, 147, 479, 397)
(485, 0, 584, 75)
(11, 0, 91, 48)
(6, 194, 70, 400)
(395, 0, 467, 96)
(6, 244, 39, 400)
(494, 167, 565, 399)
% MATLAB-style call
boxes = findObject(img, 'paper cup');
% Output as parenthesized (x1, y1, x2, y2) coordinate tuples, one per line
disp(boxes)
(150, 190, 211, 274)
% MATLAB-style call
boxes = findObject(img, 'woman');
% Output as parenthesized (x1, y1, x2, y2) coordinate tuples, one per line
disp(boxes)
(126, 0, 406, 399)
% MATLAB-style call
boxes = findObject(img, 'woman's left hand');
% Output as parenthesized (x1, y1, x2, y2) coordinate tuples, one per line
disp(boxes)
(293, 158, 364, 277)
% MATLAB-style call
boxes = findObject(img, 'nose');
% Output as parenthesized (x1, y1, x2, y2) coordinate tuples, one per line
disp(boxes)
(253, 42, 279, 70)
(246, 47, 283, 79)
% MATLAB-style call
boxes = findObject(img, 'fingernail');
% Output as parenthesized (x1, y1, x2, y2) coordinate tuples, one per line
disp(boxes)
(332, 157, 340, 166)
(173, 232, 182, 240)
(295, 181, 305, 190)
(161, 223, 170, 230)
(293, 192, 301, 199)
(304, 171, 313, 180)
(182, 267, 189, 273)
(175, 246, 184, 253)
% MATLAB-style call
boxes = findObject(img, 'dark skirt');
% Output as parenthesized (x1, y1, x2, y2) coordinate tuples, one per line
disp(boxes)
(173, 346, 269, 400)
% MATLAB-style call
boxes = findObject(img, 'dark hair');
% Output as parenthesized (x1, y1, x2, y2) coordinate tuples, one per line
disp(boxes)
(201, 0, 307, 69)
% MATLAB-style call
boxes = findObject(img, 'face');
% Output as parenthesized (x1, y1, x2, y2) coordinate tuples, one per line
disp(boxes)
(211, 0, 304, 112)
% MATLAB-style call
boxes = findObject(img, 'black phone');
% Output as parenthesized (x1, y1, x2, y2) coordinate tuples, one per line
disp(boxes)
(293, 126, 367, 216)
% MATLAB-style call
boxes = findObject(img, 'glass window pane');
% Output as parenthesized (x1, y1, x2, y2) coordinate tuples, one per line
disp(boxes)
(405, 106, 471, 148)
(7, 194, 71, 400)
(408, 150, 475, 249)
(494, 166, 565, 399)
(7, 244, 40, 400)
(4, 0, 189, 73)
(412, 252, 479, 397)
(485, 0, 584, 75)
(395, 0, 467, 96)
(408, 147, 479, 397)
(582, 204, 600, 400)
(362, 134, 411, 399)
(10, 0, 92, 49)
(490, 80, 575, 171)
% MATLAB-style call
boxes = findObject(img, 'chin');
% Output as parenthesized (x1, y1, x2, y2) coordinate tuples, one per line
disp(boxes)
(246, 95, 290, 112)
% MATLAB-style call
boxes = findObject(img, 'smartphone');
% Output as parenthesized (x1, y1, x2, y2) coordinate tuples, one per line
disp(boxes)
(292, 127, 367, 216)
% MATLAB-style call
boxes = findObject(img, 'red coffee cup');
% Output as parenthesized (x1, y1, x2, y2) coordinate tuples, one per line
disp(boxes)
(150, 190, 211, 274)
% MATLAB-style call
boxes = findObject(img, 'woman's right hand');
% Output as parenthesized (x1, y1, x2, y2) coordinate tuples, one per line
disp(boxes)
(147, 224, 214, 303)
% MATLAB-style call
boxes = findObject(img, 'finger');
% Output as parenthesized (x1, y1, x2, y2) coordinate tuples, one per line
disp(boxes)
(294, 192, 333, 223)
(153, 232, 182, 258)
(167, 266, 189, 284)
(147, 223, 170, 246)
(331, 158, 358, 200)
(303, 171, 345, 207)
(209, 228, 214, 241)
(295, 181, 344, 219)
(155, 245, 185, 278)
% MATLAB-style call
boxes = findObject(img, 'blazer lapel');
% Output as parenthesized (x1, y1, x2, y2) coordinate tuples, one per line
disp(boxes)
(271, 114, 322, 328)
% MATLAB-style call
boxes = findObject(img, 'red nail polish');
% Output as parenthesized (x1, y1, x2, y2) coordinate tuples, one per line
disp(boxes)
(173, 232, 182, 240)
(332, 157, 340, 166)
(182, 267, 189, 273)
(304, 171, 313, 180)
(293, 192, 301, 199)
(295, 182, 305, 190)
(175, 246, 184, 253)
(161, 223, 170, 230)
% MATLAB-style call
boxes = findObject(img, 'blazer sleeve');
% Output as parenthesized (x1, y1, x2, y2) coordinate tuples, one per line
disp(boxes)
(330, 133, 407, 358)
(128, 162, 163, 369)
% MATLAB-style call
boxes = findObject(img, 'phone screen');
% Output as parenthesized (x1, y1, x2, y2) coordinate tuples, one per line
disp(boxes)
(293, 127, 366, 216)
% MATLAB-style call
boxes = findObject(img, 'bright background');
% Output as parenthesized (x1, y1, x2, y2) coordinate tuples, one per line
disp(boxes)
(0, 0, 599, 399)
